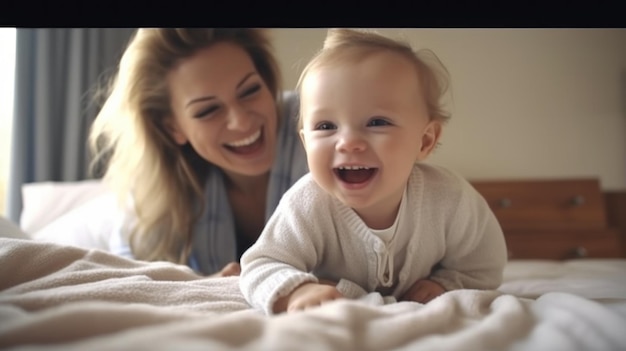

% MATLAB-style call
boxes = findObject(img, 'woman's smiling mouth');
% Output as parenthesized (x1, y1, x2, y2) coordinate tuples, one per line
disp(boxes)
(224, 129, 263, 154)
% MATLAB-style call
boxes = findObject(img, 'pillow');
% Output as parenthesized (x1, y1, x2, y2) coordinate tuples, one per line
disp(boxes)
(31, 192, 122, 251)
(20, 179, 110, 235)
(0, 215, 30, 240)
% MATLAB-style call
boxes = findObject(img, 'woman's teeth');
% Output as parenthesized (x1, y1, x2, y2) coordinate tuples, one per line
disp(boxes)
(227, 130, 261, 147)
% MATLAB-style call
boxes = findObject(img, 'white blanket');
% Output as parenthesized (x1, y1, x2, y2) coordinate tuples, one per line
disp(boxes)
(1, 238, 626, 351)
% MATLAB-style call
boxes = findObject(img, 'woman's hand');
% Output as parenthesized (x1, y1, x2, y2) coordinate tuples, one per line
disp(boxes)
(273, 282, 344, 314)
(400, 279, 446, 303)
(208, 262, 241, 278)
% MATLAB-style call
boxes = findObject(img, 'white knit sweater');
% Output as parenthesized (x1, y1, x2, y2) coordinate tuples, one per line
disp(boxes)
(240, 163, 508, 315)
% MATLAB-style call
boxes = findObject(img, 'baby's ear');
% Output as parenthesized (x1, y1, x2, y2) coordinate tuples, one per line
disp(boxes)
(416, 121, 442, 161)
(298, 129, 307, 148)
(163, 116, 188, 145)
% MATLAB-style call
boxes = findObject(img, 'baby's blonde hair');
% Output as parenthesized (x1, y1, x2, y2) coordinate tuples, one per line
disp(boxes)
(296, 28, 451, 128)
(89, 29, 282, 265)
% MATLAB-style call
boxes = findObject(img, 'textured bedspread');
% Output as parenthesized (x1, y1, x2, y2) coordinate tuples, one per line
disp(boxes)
(1, 238, 626, 351)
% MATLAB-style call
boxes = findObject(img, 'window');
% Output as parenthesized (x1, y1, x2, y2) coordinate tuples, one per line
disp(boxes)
(0, 28, 16, 216)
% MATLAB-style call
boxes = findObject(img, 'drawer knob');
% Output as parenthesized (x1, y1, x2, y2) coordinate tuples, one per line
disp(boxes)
(498, 198, 512, 208)
(571, 246, 588, 258)
(570, 195, 585, 206)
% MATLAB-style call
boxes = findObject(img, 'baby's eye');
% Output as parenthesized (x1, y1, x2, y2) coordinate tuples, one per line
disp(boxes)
(367, 118, 392, 127)
(314, 122, 336, 130)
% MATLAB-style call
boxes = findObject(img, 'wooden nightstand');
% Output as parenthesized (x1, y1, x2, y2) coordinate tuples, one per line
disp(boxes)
(470, 178, 623, 260)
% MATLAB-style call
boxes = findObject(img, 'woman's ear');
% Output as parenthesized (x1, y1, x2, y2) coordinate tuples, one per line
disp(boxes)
(164, 116, 188, 145)
(416, 120, 442, 161)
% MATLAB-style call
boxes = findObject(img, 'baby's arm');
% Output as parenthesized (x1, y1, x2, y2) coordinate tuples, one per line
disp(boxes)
(429, 186, 508, 291)
(240, 225, 322, 315)
(240, 178, 335, 315)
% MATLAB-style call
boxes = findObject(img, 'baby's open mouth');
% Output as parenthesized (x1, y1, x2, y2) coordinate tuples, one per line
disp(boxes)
(334, 166, 378, 184)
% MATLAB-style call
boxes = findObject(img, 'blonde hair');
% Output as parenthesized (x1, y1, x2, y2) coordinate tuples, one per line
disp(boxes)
(296, 28, 451, 128)
(89, 28, 282, 264)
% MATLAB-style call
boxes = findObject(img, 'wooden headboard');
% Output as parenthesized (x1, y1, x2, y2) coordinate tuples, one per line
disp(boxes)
(469, 178, 626, 260)
(605, 191, 626, 257)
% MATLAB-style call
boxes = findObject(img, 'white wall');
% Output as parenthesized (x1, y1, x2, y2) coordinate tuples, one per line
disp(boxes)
(270, 28, 626, 190)
(0, 28, 16, 216)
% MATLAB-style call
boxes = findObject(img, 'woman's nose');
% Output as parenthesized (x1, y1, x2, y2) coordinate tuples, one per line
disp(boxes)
(226, 105, 252, 131)
(336, 130, 367, 153)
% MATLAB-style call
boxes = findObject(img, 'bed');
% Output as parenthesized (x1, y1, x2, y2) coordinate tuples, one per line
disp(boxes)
(1, 177, 626, 351)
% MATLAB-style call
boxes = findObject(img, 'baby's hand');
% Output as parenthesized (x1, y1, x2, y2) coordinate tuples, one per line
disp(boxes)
(275, 282, 344, 313)
(400, 279, 446, 303)
(208, 262, 241, 278)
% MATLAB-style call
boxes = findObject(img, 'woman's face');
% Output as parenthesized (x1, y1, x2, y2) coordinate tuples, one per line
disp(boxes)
(166, 42, 278, 178)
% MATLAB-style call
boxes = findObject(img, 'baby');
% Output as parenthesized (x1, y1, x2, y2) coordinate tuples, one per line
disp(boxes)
(240, 29, 507, 315)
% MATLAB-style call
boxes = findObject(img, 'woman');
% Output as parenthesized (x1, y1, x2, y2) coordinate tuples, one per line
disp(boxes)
(89, 29, 308, 277)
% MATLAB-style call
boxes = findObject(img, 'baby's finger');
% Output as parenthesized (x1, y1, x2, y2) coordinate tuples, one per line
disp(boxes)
(220, 262, 241, 276)
(421, 292, 435, 303)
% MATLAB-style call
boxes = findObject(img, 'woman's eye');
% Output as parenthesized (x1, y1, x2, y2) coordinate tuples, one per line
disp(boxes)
(240, 84, 261, 98)
(314, 122, 336, 130)
(195, 105, 220, 118)
(367, 118, 391, 127)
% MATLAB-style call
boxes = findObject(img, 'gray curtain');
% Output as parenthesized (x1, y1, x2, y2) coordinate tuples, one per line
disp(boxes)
(6, 28, 136, 223)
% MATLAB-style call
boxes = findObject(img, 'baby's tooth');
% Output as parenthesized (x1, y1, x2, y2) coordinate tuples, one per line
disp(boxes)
(339, 166, 370, 170)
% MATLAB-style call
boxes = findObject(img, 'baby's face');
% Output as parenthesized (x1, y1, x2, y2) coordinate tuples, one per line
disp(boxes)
(299, 52, 440, 229)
